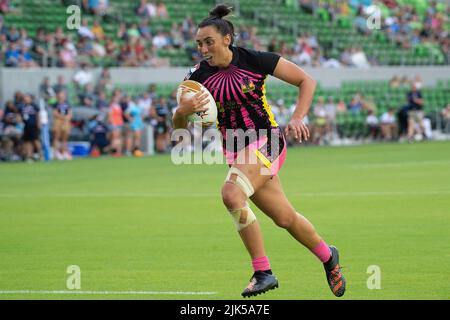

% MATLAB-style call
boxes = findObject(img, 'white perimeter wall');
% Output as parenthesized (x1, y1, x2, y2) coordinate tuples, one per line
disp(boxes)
(1, 66, 449, 105)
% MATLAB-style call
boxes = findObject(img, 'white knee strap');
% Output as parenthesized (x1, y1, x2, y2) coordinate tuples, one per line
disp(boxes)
(228, 203, 257, 231)
(225, 167, 255, 198)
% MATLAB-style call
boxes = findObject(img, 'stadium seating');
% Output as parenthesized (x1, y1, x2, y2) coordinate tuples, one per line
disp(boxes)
(2, 0, 448, 67)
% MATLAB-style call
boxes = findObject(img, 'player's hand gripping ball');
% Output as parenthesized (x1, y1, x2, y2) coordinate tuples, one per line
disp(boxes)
(176, 80, 217, 126)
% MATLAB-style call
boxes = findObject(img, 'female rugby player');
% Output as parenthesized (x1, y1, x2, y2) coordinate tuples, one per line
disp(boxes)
(173, 4, 346, 298)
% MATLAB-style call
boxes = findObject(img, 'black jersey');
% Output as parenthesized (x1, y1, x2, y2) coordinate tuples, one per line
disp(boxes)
(185, 46, 281, 138)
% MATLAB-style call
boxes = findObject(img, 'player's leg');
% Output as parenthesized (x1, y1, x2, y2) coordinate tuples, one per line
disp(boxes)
(250, 176, 346, 297)
(222, 146, 279, 297)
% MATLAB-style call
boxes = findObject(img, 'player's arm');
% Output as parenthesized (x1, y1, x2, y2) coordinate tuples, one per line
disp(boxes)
(172, 88, 210, 129)
(273, 57, 316, 142)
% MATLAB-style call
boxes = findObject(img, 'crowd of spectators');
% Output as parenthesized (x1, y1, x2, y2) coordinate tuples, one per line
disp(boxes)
(0, 69, 177, 162)
(0, 0, 193, 68)
(270, 74, 439, 146)
(299, 0, 449, 63)
(1, 0, 448, 69)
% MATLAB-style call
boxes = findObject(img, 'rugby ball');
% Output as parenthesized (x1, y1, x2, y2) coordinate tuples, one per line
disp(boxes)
(176, 80, 217, 125)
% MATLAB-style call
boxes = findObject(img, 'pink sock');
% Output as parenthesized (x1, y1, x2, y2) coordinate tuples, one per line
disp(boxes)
(252, 256, 271, 271)
(310, 240, 332, 263)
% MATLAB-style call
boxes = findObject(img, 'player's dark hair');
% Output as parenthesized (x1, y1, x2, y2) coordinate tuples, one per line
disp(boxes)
(198, 4, 235, 45)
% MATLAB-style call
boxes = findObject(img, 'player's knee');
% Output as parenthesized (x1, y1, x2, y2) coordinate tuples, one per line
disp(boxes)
(221, 183, 246, 210)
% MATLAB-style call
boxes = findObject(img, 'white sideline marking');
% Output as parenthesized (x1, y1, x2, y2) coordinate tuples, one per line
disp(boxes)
(0, 290, 218, 295)
(0, 190, 449, 198)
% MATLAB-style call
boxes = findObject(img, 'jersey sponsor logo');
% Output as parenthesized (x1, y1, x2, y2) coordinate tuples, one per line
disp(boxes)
(241, 76, 255, 93)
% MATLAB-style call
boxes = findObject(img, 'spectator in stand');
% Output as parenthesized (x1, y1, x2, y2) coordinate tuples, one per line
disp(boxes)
(365, 109, 380, 140)
(96, 67, 113, 92)
(54, 26, 66, 47)
(412, 74, 423, 90)
(170, 23, 184, 49)
(78, 19, 95, 40)
(0, 0, 14, 13)
(19, 94, 42, 162)
(136, 0, 157, 18)
(53, 75, 68, 96)
(389, 75, 401, 89)
(108, 89, 123, 156)
(133, 37, 148, 64)
(32, 28, 50, 67)
(272, 99, 290, 133)
(5, 42, 20, 67)
(348, 93, 363, 114)
(0, 16, 7, 35)
(147, 83, 158, 101)
(84, 0, 109, 16)
(181, 15, 195, 41)
(152, 30, 169, 49)
(1, 100, 23, 161)
(336, 99, 347, 113)
(380, 108, 398, 141)
(127, 23, 141, 40)
(6, 25, 20, 43)
(79, 83, 97, 108)
(138, 19, 152, 41)
(350, 47, 370, 68)
(91, 19, 105, 41)
(52, 91, 72, 160)
(339, 48, 352, 66)
(19, 28, 33, 50)
(361, 95, 377, 113)
(19, 46, 39, 68)
(267, 38, 278, 53)
(39, 77, 56, 105)
(104, 36, 118, 58)
(116, 22, 128, 41)
(59, 38, 78, 68)
(156, 0, 169, 19)
(73, 62, 94, 89)
(354, 6, 369, 35)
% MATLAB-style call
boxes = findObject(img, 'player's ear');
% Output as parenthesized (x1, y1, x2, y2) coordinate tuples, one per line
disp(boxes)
(223, 34, 231, 47)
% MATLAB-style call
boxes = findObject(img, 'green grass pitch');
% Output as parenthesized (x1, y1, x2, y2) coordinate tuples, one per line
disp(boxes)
(0, 141, 449, 300)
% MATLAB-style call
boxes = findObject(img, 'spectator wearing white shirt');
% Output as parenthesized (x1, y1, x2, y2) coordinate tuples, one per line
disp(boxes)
(380, 108, 398, 141)
(152, 30, 169, 49)
(73, 63, 94, 89)
(78, 19, 95, 40)
(366, 109, 380, 140)
(350, 47, 370, 69)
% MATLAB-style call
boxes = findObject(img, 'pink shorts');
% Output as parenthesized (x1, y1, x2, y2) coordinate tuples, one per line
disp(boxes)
(224, 127, 287, 176)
